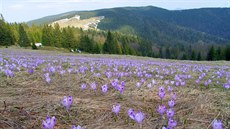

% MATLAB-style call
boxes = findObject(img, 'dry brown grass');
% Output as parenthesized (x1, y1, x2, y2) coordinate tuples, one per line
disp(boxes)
(0, 49, 230, 129)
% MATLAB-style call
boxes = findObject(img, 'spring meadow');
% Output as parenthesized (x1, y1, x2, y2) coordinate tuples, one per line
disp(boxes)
(0, 0, 230, 129)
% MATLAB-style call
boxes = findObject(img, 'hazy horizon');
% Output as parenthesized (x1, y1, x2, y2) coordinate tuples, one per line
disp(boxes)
(1, 0, 230, 23)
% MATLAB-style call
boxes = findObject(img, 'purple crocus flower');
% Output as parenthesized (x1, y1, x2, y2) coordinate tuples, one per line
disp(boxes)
(147, 83, 152, 88)
(168, 86, 173, 92)
(140, 78, 145, 83)
(212, 119, 222, 129)
(81, 83, 86, 90)
(59, 70, 66, 76)
(168, 118, 177, 128)
(181, 81, 186, 86)
(61, 96, 72, 110)
(44, 73, 51, 83)
(158, 91, 165, 100)
(67, 68, 73, 74)
(164, 80, 169, 85)
(112, 104, 120, 115)
(166, 109, 175, 118)
(42, 116, 55, 129)
(90, 82, 97, 91)
(120, 81, 125, 86)
(136, 82, 141, 87)
(71, 125, 84, 129)
(27, 69, 34, 75)
(223, 84, 230, 89)
(116, 84, 124, 94)
(152, 80, 157, 85)
(175, 82, 180, 86)
(134, 111, 144, 125)
(157, 105, 166, 115)
(168, 100, 175, 108)
(204, 81, 208, 86)
(101, 84, 108, 93)
(48, 66, 55, 74)
(128, 108, 135, 120)
(171, 93, 177, 100)
(159, 86, 165, 92)
(4, 69, 14, 78)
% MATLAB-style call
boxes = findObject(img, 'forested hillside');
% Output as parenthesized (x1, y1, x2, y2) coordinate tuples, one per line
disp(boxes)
(1, 6, 230, 61)
(28, 6, 230, 45)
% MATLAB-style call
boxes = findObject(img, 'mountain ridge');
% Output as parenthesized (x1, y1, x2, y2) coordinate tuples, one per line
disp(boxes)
(27, 6, 230, 45)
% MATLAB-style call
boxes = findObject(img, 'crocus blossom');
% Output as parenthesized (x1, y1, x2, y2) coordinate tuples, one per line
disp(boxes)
(71, 125, 84, 129)
(61, 96, 72, 110)
(42, 116, 55, 129)
(112, 104, 120, 115)
(101, 84, 108, 93)
(157, 105, 166, 115)
(212, 119, 222, 129)
(134, 111, 144, 125)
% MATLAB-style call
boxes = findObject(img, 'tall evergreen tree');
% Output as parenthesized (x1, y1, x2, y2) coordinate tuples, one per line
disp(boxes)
(197, 51, 202, 61)
(53, 23, 62, 47)
(216, 47, 225, 60)
(121, 38, 129, 55)
(103, 31, 121, 54)
(182, 53, 187, 60)
(42, 24, 53, 46)
(165, 47, 170, 59)
(159, 47, 163, 58)
(79, 35, 93, 52)
(225, 45, 230, 61)
(92, 43, 101, 54)
(0, 20, 15, 46)
(206, 46, 215, 61)
(190, 50, 196, 60)
(19, 24, 30, 47)
(62, 27, 76, 49)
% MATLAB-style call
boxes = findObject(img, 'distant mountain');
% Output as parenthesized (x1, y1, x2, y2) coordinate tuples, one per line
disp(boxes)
(27, 6, 230, 45)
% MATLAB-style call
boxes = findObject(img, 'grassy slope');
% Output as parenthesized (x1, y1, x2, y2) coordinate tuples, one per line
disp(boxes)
(0, 48, 229, 129)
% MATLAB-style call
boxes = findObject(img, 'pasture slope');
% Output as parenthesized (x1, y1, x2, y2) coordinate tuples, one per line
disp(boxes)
(0, 48, 229, 129)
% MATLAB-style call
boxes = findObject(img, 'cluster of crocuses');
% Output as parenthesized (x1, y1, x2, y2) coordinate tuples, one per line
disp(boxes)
(42, 96, 84, 129)
(112, 103, 145, 126)
(157, 86, 177, 129)
(110, 79, 125, 94)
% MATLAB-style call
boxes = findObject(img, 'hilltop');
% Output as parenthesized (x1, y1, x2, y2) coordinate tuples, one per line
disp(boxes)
(28, 6, 230, 45)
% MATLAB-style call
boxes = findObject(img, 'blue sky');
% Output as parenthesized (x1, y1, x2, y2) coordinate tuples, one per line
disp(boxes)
(1, 0, 229, 22)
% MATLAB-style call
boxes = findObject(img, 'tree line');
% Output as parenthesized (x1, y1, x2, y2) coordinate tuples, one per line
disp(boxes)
(0, 18, 230, 61)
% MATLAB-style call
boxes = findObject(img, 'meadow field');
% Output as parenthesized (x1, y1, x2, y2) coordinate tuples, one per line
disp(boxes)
(0, 48, 229, 129)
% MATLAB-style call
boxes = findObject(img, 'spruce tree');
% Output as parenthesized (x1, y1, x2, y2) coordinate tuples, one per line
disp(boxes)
(79, 35, 93, 52)
(62, 27, 76, 49)
(53, 23, 62, 47)
(93, 43, 101, 54)
(190, 50, 196, 60)
(197, 52, 202, 61)
(42, 24, 53, 46)
(225, 45, 230, 61)
(103, 31, 112, 54)
(165, 47, 170, 59)
(103, 31, 121, 54)
(0, 20, 15, 46)
(19, 24, 30, 47)
(207, 46, 215, 61)
(182, 53, 187, 60)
